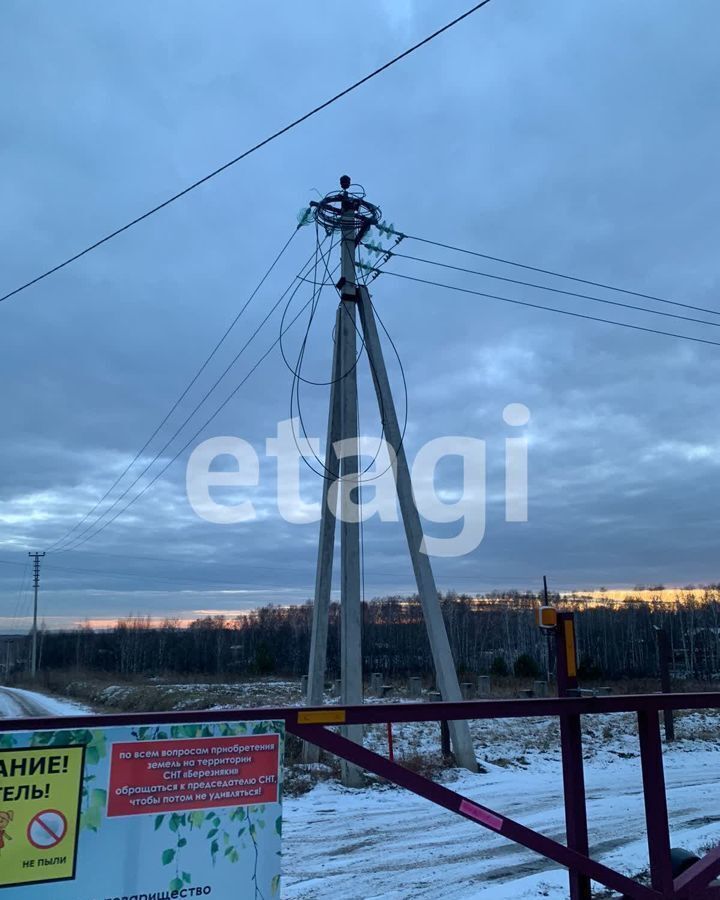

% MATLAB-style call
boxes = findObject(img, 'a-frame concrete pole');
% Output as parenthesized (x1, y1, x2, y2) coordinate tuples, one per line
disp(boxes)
(357, 286, 477, 772)
(338, 207, 364, 787)
(303, 305, 343, 764)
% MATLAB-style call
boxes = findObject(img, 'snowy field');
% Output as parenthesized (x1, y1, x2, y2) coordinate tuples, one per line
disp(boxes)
(3, 686, 719, 898)
(283, 711, 720, 899)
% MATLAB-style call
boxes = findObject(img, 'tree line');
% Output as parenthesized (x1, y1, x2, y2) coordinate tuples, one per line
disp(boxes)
(27, 588, 720, 681)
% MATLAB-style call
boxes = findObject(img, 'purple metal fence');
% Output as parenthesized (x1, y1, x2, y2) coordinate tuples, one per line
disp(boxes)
(3, 692, 720, 898)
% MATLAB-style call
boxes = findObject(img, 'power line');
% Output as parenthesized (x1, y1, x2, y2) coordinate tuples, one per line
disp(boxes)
(56, 265, 340, 549)
(371, 245, 720, 330)
(6, 563, 29, 633)
(53, 242, 334, 552)
(374, 269, 720, 348)
(401, 233, 720, 319)
(286, 228, 403, 483)
(0, 1, 495, 306)
(46, 226, 300, 552)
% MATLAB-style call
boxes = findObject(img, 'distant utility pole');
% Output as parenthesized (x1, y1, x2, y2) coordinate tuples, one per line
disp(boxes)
(28, 551, 45, 678)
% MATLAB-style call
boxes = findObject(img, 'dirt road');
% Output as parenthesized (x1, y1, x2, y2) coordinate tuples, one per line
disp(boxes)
(0, 685, 72, 717)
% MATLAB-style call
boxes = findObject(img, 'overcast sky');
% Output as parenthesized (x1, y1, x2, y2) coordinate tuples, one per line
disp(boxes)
(1, 0, 719, 630)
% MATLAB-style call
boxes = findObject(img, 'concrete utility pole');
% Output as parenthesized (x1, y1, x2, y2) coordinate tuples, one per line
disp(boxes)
(304, 177, 476, 777)
(28, 551, 45, 678)
(304, 307, 342, 764)
(337, 201, 364, 787)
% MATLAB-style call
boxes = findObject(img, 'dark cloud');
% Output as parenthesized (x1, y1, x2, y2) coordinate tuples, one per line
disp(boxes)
(1, 0, 720, 629)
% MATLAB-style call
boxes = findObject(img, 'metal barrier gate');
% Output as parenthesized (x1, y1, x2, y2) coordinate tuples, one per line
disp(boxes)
(4, 692, 720, 899)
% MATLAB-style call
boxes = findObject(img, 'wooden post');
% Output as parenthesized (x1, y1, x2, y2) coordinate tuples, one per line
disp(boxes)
(303, 307, 342, 764)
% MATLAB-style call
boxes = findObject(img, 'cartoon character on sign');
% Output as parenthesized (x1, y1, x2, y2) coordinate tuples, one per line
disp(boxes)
(0, 810, 13, 852)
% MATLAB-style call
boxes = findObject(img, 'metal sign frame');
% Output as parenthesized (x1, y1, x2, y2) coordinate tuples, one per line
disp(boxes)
(4, 692, 720, 898)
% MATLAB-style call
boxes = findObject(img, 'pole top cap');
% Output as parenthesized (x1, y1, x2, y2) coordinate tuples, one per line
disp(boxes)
(339, 174, 351, 190)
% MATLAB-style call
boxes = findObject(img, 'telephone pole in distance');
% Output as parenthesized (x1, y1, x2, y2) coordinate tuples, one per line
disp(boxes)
(28, 551, 45, 677)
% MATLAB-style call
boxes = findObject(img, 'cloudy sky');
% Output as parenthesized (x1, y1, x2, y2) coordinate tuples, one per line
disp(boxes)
(1, 0, 719, 630)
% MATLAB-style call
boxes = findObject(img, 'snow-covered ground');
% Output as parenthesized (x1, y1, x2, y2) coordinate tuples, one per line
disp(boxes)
(0, 685, 91, 717)
(283, 711, 720, 899)
(70, 678, 304, 711)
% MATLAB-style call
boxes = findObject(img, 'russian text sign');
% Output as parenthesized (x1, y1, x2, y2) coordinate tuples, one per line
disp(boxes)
(107, 734, 279, 817)
(0, 720, 283, 898)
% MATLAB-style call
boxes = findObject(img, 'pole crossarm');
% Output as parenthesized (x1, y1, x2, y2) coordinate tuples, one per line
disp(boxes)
(304, 304, 343, 766)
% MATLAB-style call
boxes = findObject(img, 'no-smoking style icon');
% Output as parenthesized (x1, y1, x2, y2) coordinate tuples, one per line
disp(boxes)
(27, 809, 68, 850)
